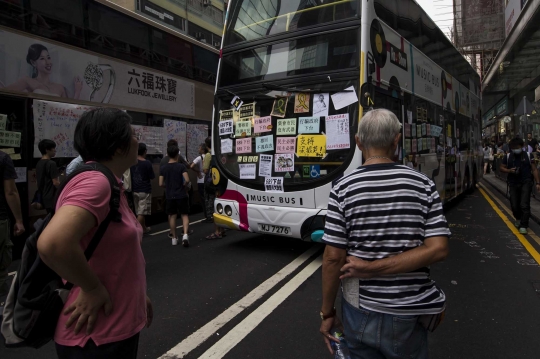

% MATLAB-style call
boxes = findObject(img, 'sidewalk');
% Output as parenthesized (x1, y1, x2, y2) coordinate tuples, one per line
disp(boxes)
(481, 172, 540, 224)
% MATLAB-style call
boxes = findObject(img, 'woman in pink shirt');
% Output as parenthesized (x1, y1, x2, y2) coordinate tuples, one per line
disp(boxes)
(37, 108, 151, 358)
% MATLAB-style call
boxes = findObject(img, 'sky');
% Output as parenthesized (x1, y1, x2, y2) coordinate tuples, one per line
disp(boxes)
(415, 0, 454, 38)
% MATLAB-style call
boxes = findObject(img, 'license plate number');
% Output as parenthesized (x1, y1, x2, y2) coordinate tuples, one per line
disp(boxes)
(258, 224, 291, 235)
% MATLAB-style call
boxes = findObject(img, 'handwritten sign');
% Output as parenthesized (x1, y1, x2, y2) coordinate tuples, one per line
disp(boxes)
(0, 114, 6, 130)
(255, 135, 274, 152)
(15, 167, 26, 183)
(298, 117, 320, 134)
(259, 154, 273, 177)
(297, 135, 326, 157)
(239, 164, 256, 179)
(164, 119, 187, 158)
(220, 109, 234, 121)
(294, 93, 310, 113)
(276, 118, 297, 135)
(431, 125, 443, 137)
(264, 177, 284, 193)
(219, 120, 234, 136)
(187, 124, 208, 162)
(254, 116, 272, 133)
(238, 155, 258, 163)
(33, 100, 94, 157)
(405, 139, 411, 154)
(404, 124, 411, 137)
(412, 123, 417, 137)
(236, 138, 252, 154)
(239, 103, 255, 121)
(271, 97, 288, 118)
(412, 139, 417, 153)
(133, 125, 164, 155)
(276, 137, 296, 154)
(275, 154, 294, 172)
(236, 120, 252, 137)
(221, 138, 233, 154)
(0, 131, 21, 148)
(421, 123, 427, 136)
(331, 86, 358, 110)
(326, 114, 350, 150)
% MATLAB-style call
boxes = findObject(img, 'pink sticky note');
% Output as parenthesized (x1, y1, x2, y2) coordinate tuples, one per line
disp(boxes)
(254, 116, 272, 133)
(236, 138, 252, 154)
(276, 137, 296, 154)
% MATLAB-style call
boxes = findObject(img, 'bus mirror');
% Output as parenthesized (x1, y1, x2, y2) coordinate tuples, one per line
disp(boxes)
(360, 83, 374, 108)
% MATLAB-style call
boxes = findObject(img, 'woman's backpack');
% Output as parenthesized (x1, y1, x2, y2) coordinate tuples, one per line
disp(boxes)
(1, 163, 121, 349)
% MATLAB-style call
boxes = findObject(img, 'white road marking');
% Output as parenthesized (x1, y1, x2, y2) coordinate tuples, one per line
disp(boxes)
(151, 218, 207, 236)
(158, 245, 321, 359)
(198, 255, 323, 359)
(8, 271, 16, 277)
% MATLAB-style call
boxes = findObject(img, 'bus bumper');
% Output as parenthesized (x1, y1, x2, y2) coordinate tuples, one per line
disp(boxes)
(213, 213, 251, 232)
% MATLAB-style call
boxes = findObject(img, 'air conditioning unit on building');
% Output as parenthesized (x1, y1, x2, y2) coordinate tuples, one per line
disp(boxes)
(202, 0, 211, 6)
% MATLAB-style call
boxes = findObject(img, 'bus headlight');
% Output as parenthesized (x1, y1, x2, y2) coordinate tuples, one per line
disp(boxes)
(224, 205, 233, 217)
(216, 203, 223, 214)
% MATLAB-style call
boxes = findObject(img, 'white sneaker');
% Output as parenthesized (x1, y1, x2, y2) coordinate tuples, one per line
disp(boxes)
(172, 237, 178, 246)
(182, 234, 189, 247)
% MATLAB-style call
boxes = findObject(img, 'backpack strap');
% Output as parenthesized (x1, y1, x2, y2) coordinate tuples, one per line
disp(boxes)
(53, 163, 122, 265)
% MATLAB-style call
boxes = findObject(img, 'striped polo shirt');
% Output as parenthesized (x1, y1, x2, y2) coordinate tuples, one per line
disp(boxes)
(323, 163, 451, 315)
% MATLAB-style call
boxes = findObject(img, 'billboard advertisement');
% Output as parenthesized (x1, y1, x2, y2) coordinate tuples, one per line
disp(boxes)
(0, 29, 195, 116)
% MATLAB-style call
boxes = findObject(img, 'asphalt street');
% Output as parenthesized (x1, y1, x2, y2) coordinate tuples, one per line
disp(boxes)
(2, 179, 540, 359)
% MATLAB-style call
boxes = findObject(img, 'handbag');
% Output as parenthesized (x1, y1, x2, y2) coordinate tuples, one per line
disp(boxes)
(30, 161, 48, 210)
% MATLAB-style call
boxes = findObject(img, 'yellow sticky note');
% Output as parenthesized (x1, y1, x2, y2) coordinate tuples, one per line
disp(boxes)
(296, 135, 326, 158)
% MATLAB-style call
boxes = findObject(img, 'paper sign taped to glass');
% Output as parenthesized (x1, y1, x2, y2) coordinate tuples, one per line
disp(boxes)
(297, 135, 326, 158)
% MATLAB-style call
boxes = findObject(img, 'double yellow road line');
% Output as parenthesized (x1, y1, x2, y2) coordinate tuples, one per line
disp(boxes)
(478, 183, 540, 265)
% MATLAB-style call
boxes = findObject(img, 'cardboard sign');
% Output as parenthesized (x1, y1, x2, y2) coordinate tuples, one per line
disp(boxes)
(294, 93, 310, 113)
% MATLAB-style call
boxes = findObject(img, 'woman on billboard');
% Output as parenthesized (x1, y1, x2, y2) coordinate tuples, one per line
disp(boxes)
(3, 44, 82, 99)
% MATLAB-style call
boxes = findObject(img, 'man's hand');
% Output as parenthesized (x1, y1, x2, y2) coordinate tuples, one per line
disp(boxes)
(319, 316, 342, 355)
(64, 282, 113, 335)
(13, 221, 25, 236)
(340, 256, 374, 279)
(146, 295, 153, 328)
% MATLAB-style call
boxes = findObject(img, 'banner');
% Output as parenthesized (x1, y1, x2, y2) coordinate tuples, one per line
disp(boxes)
(186, 124, 208, 163)
(164, 119, 187, 158)
(132, 125, 164, 155)
(33, 100, 94, 157)
(0, 29, 195, 116)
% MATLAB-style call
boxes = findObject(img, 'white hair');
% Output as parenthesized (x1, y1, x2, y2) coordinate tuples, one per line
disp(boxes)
(357, 109, 402, 150)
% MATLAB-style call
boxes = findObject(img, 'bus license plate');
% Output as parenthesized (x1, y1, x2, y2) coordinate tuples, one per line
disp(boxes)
(258, 224, 291, 235)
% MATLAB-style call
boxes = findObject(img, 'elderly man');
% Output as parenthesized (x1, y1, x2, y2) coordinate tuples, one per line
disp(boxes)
(320, 109, 450, 359)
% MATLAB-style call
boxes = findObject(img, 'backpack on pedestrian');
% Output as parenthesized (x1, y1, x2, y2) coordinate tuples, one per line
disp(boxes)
(204, 155, 218, 193)
(1, 163, 121, 349)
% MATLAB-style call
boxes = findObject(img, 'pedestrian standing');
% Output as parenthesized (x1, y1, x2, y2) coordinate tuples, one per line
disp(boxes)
(159, 145, 191, 247)
(483, 144, 493, 175)
(320, 109, 450, 359)
(37, 108, 152, 359)
(190, 143, 207, 219)
(36, 139, 60, 213)
(130, 143, 155, 234)
(0, 150, 25, 313)
(500, 137, 540, 234)
(527, 133, 538, 154)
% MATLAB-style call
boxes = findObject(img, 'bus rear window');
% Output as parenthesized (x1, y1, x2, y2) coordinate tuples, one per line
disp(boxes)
(225, 0, 358, 46)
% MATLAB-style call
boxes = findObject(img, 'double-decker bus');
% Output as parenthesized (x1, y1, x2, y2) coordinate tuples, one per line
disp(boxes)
(210, 0, 482, 240)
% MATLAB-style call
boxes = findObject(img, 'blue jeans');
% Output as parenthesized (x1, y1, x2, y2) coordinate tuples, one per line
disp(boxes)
(342, 298, 429, 359)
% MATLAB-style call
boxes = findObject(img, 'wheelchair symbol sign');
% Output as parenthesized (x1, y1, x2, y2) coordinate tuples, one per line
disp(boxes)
(310, 165, 320, 178)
